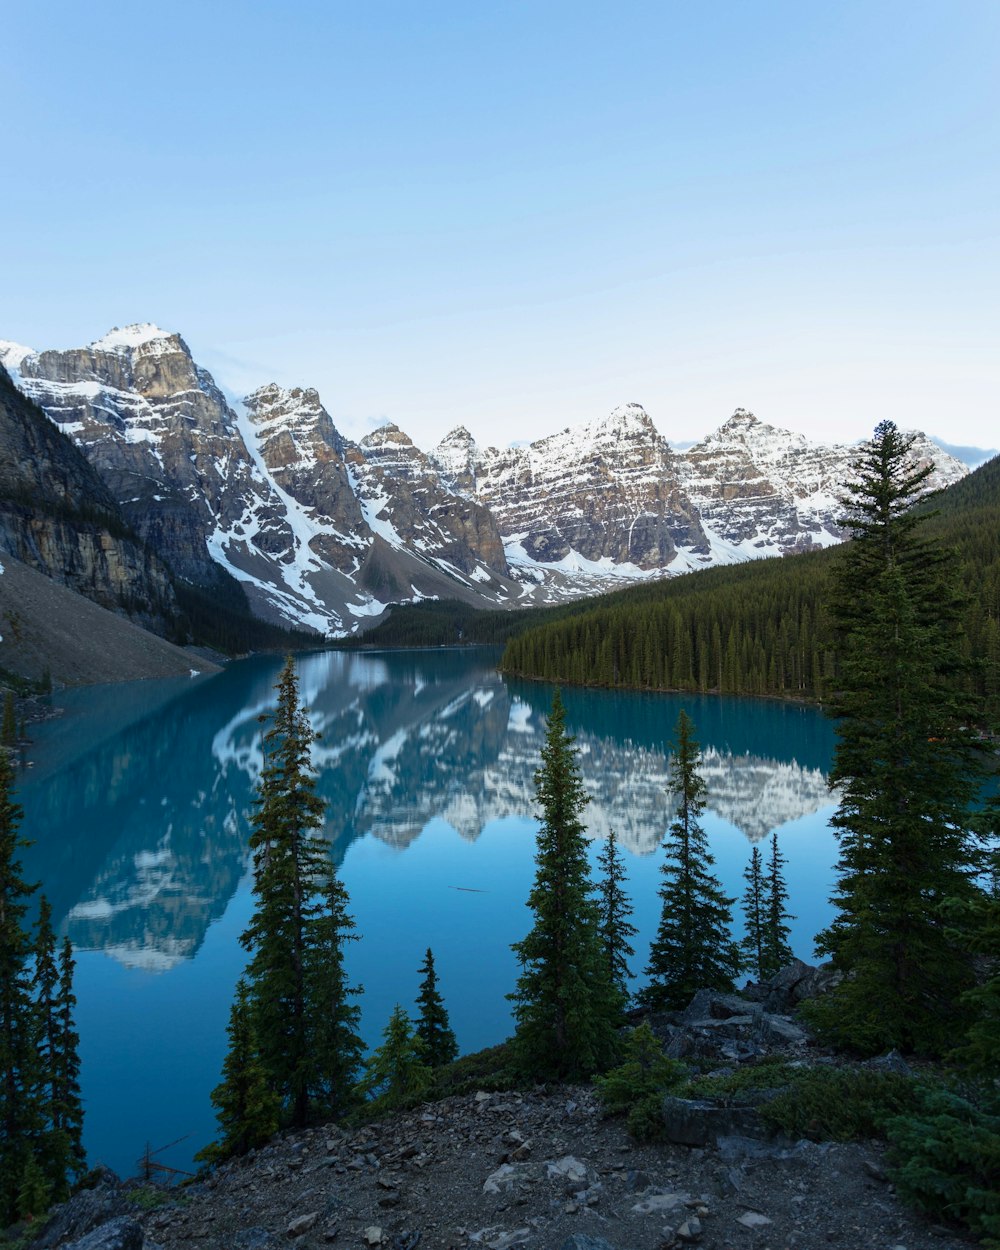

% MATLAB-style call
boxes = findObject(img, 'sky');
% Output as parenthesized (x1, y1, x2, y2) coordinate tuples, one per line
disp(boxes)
(2, 1, 998, 453)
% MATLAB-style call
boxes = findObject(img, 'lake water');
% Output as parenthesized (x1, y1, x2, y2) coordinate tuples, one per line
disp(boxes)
(18, 647, 840, 1178)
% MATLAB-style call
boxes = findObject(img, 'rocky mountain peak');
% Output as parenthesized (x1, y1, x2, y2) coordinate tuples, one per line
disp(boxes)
(89, 323, 179, 354)
(431, 426, 480, 495)
(244, 383, 331, 436)
(0, 340, 36, 372)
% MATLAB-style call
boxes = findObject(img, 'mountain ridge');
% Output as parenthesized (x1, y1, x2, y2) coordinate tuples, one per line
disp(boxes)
(0, 324, 969, 641)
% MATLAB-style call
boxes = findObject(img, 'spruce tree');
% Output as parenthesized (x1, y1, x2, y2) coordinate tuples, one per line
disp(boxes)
(640, 709, 741, 1012)
(762, 832, 795, 978)
(54, 937, 84, 1180)
(198, 979, 280, 1162)
(361, 1005, 431, 1113)
(740, 845, 767, 982)
(596, 830, 637, 1003)
(414, 948, 458, 1068)
(233, 657, 363, 1133)
(305, 867, 365, 1119)
(1, 693, 16, 748)
(32, 897, 74, 1201)
(0, 750, 41, 1223)
(812, 421, 986, 1055)
(509, 690, 619, 1080)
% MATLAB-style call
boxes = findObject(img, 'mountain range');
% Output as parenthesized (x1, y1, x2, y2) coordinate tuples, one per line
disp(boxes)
(0, 322, 969, 655)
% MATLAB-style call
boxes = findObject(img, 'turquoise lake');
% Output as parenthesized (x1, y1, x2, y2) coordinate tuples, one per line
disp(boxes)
(18, 647, 840, 1179)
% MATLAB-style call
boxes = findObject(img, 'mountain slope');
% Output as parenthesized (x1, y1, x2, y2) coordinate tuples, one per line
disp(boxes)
(499, 453, 1000, 702)
(0, 325, 970, 640)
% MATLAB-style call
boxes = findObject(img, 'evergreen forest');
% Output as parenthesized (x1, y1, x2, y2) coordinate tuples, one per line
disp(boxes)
(498, 452, 1000, 702)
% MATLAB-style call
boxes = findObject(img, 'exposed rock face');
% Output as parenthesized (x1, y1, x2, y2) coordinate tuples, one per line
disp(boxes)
(12, 325, 291, 594)
(243, 383, 367, 573)
(675, 409, 966, 558)
(0, 365, 177, 632)
(354, 423, 509, 577)
(440, 404, 708, 570)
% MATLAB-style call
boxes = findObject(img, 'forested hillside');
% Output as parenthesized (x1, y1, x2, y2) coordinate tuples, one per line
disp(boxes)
(499, 455, 1000, 702)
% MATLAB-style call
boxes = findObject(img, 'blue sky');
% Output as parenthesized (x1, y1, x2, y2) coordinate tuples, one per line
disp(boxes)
(3, 1, 998, 451)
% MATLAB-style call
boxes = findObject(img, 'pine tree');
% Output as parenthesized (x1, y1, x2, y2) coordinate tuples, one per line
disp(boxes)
(232, 657, 363, 1134)
(0, 750, 41, 1223)
(740, 845, 767, 982)
(305, 867, 365, 1119)
(639, 709, 741, 1012)
(414, 948, 458, 1068)
(198, 979, 280, 1162)
(361, 1005, 431, 1113)
(762, 832, 795, 978)
(812, 421, 986, 1055)
(32, 897, 74, 1201)
(509, 690, 620, 1080)
(54, 938, 84, 1180)
(596, 830, 637, 1003)
(1, 693, 16, 748)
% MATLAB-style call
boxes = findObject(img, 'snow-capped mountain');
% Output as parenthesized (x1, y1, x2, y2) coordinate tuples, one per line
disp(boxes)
(0, 325, 970, 637)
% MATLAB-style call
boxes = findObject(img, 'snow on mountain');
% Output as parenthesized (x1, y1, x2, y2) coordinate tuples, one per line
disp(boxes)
(2, 325, 972, 637)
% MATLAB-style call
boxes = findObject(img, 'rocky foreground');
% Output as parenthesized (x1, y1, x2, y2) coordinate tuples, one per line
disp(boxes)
(24, 969, 973, 1250)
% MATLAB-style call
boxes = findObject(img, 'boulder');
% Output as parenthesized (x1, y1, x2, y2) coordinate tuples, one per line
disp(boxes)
(62, 1216, 144, 1250)
(747, 960, 842, 1014)
(31, 1170, 131, 1250)
(661, 1096, 766, 1146)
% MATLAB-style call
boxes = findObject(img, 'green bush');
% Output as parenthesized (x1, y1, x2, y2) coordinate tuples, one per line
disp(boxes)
(887, 1087, 1000, 1249)
(683, 1056, 796, 1102)
(760, 1068, 920, 1141)
(594, 1021, 688, 1140)
(428, 1042, 519, 1099)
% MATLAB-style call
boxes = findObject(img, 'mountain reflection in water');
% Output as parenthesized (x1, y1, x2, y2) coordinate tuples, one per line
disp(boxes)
(19, 647, 839, 1177)
(23, 648, 836, 972)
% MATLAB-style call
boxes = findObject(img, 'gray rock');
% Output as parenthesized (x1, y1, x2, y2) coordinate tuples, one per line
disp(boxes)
(750, 960, 843, 1013)
(676, 1215, 702, 1242)
(716, 1135, 830, 1165)
(31, 1171, 131, 1250)
(287, 1211, 319, 1237)
(62, 1216, 144, 1250)
(867, 1049, 912, 1077)
(661, 1096, 766, 1146)
(233, 1230, 284, 1250)
(756, 1014, 809, 1045)
(681, 990, 762, 1024)
(558, 1237, 618, 1250)
(736, 1211, 772, 1229)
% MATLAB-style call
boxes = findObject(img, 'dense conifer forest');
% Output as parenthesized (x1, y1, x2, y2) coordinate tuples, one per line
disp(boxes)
(500, 454, 1000, 704)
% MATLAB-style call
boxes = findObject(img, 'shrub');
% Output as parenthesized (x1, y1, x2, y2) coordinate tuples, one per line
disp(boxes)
(886, 1087, 1000, 1249)
(759, 1068, 920, 1140)
(594, 1022, 688, 1140)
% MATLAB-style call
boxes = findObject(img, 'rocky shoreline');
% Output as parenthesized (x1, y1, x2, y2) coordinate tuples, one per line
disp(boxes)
(18, 966, 974, 1250)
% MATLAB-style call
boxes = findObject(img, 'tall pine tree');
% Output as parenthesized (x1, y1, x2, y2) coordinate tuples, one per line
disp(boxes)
(0, 754, 83, 1222)
(0, 749, 42, 1222)
(596, 830, 637, 1004)
(219, 657, 364, 1144)
(509, 690, 620, 1080)
(762, 832, 794, 978)
(639, 709, 741, 1011)
(740, 845, 767, 982)
(414, 948, 458, 1068)
(812, 421, 986, 1055)
(198, 979, 280, 1162)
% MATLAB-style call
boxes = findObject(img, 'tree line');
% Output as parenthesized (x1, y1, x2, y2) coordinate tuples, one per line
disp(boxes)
(0, 751, 84, 1226)
(500, 452, 1000, 704)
